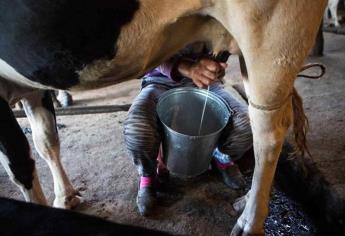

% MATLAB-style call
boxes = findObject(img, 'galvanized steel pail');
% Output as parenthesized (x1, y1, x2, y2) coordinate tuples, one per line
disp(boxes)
(157, 87, 231, 178)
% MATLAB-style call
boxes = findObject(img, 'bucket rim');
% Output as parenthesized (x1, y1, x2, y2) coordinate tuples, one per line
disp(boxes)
(157, 87, 231, 138)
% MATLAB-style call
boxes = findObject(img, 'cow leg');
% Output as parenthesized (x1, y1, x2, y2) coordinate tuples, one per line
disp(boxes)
(329, 0, 340, 27)
(49, 90, 62, 108)
(232, 101, 293, 236)
(21, 91, 81, 209)
(56, 91, 73, 107)
(49, 90, 73, 108)
(229, 32, 317, 236)
(0, 96, 47, 205)
(229, 41, 307, 236)
(208, 2, 326, 234)
(324, 6, 330, 23)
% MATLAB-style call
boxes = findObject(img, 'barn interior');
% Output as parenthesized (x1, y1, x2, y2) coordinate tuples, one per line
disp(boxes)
(1, 7, 345, 236)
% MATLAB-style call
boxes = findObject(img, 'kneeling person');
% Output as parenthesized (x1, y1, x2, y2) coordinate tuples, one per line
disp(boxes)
(123, 42, 252, 216)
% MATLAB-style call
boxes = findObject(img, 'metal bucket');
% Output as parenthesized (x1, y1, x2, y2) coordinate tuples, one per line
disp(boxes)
(157, 87, 231, 178)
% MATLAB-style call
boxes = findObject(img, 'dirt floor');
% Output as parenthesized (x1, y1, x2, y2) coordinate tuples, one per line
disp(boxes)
(0, 32, 344, 235)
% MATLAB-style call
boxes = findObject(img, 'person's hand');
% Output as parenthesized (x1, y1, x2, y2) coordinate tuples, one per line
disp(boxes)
(178, 58, 228, 88)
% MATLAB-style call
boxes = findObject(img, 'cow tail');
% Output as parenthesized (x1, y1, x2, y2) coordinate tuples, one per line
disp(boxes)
(291, 88, 312, 158)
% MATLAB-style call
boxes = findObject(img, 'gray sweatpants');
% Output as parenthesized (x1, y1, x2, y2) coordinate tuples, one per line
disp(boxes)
(123, 77, 252, 177)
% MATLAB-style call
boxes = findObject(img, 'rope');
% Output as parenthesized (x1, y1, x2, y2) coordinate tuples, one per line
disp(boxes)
(297, 63, 326, 79)
(248, 93, 293, 111)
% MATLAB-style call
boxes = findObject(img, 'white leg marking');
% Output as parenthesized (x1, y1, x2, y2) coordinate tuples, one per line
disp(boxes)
(0, 151, 47, 205)
(327, 0, 340, 27)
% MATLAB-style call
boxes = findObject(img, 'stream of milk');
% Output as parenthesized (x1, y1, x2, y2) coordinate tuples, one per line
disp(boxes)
(198, 86, 210, 135)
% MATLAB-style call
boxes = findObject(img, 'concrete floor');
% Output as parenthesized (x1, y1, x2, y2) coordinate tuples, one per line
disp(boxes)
(298, 32, 345, 197)
(0, 32, 344, 235)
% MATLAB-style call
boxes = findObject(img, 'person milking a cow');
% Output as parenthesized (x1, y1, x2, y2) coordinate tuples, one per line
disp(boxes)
(123, 42, 253, 216)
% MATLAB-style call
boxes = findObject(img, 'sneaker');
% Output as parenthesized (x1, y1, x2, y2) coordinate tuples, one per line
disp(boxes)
(213, 161, 246, 190)
(136, 176, 156, 216)
(136, 186, 156, 216)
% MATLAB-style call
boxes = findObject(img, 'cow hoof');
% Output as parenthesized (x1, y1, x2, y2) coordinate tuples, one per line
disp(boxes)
(54, 191, 82, 209)
(233, 193, 249, 213)
(230, 223, 263, 236)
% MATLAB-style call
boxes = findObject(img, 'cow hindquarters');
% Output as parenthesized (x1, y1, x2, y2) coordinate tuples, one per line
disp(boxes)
(0, 96, 47, 205)
(21, 91, 81, 209)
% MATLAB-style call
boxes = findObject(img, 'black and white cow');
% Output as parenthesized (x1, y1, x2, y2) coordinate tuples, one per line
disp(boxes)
(0, 0, 141, 209)
(0, 197, 171, 236)
(0, 1, 326, 235)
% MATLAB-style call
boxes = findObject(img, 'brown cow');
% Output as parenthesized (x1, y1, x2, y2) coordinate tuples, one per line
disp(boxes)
(0, 0, 327, 235)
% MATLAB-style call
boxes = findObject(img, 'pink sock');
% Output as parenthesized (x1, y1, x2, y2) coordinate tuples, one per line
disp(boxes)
(140, 176, 153, 189)
(215, 160, 234, 170)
